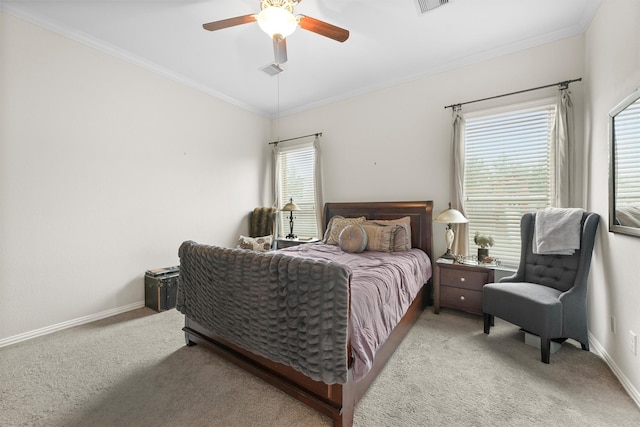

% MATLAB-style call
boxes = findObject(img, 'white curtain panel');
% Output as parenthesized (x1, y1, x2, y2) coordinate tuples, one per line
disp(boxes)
(272, 144, 280, 208)
(313, 135, 324, 235)
(451, 106, 469, 257)
(553, 88, 575, 208)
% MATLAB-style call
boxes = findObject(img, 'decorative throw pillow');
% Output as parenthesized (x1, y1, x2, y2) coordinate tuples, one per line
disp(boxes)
(324, 216, 367, 245)
(386, 223, 410, 251)
(338, 224, 368, 253)
(368, 216, 412, 251)
(361, 223, 403, 252)
(237, 235, 273, 252)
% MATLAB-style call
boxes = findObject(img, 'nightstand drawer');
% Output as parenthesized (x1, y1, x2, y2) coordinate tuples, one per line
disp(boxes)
(440, 268, 488, 291)
(440, 286, 483, 314)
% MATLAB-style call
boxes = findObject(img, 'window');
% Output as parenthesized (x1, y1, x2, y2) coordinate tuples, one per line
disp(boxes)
(614, 98, 640, 210)
(276, 142, 319, 238)
(463, 101, 557, 267)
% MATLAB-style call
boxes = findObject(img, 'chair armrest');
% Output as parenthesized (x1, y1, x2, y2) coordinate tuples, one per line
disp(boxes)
(499, 271, 524, 283)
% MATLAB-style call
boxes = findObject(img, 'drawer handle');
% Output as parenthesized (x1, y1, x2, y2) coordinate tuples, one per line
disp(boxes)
(460, 277, 466, 282)
(460, 295, 465, 301)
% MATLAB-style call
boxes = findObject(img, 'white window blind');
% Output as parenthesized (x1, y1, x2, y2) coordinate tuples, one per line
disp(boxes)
(464, 102, 557, 267)
(614, 99, 640, 209)
(277, 143, 319, 238)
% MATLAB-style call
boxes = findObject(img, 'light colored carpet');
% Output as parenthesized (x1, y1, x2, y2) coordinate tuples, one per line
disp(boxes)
(1, 307, 638, 427)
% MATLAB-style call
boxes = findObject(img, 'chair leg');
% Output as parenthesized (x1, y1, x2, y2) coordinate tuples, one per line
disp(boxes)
(581, 342, 589, 352)
(483, 313, 492, 334)
(541, 337, 551, 364)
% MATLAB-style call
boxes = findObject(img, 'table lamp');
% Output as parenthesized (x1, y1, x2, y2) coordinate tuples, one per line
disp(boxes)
(281, 198, 301, 239)
(433, 202, 468, 259)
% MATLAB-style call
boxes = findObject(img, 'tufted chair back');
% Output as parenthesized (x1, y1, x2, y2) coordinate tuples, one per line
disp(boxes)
(520, 212, 585, 292)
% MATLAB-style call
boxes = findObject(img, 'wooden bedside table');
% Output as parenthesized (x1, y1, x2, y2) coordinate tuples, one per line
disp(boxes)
(433, 260, 495, 315)
(276, 238, 320, 249)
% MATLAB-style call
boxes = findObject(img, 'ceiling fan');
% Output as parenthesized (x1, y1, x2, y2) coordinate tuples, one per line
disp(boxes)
(202, 0, 349, 66)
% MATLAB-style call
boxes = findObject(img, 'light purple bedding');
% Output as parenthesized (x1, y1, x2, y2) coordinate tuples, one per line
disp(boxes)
(279, 242, 432, 382)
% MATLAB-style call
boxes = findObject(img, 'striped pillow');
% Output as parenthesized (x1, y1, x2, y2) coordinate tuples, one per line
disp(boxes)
(360, 223, 399, 252)
(367, 216, 412, 251)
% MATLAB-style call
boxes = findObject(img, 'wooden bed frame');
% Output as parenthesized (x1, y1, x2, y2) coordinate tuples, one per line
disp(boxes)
(182, 201, 434, 427)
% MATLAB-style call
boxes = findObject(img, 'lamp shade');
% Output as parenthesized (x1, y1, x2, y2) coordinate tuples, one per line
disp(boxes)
(434, 204, 468, 224)
(257, 6, 298, 38)
(281, 198, 300, 212)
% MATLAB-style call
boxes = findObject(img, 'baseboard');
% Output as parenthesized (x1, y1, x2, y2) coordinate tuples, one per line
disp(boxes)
(589, 331, 640, 409)
(0, 301, 145, 348)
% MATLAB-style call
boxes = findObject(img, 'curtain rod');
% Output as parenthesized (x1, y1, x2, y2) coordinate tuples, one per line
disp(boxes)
(268, 132, 323, 145)
(444, 78, 582, 110)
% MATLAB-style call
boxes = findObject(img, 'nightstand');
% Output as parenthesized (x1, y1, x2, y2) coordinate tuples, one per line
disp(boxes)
(433, 260, 495, 315)
(276, 238, 320, 249)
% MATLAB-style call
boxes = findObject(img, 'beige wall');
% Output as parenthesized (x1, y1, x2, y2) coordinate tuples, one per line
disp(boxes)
(278, 35, 585, 260)
(0, 13, 271, 342)
(584, 0, 640, 404)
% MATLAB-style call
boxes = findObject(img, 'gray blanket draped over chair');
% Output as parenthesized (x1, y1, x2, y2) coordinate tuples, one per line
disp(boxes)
(176, 241, 351, 384)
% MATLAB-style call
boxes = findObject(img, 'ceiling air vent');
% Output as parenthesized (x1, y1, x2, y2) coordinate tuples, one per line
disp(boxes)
(415, 0, 450, 14)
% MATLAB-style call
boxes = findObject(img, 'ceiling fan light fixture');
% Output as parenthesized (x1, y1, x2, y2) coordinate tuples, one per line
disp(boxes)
(257, 6, 298, 38)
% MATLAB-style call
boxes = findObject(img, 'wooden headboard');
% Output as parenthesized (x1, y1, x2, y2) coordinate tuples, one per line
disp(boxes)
(323, 201, 434, 261)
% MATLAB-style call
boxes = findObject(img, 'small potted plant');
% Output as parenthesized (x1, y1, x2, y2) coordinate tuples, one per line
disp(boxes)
(474, 231, 495, 263)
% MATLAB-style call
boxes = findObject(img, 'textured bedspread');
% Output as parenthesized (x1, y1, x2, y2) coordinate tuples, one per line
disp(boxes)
(279, 243, 432, 381)
(176, 241, 350, 384)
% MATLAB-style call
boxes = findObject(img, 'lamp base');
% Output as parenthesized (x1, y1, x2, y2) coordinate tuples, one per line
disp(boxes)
(439, 249, 456, 260)
(286, 211, 296, 240)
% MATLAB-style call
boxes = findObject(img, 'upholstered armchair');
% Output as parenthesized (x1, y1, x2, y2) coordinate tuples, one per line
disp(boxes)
(236, 207, 276, 251)
(249, 207, 276, 238)
(482, 211, 600, 363)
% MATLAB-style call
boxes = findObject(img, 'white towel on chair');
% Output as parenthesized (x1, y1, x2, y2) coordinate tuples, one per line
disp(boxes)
(534, 207, 584, 255)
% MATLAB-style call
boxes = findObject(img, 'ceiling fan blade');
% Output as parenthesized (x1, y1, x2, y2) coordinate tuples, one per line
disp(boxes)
(273, 35, 288, 65)
(298, 15, 349, 42)
(203, 14, 256, 31)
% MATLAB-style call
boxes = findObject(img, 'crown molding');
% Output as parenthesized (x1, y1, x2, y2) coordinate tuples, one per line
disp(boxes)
(280, 25, 587, 118)
(0, 5, 271, 118)
(1, 3, 594, 121)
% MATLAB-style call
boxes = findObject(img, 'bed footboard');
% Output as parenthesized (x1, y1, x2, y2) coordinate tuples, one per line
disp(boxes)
(177, 241, 351, 384)
(182, 283, 428, 427)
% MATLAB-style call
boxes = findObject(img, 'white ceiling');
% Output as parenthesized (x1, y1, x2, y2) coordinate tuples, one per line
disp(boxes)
(2, 0, 601, 118)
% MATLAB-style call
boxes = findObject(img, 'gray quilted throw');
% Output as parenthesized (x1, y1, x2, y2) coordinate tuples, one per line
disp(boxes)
(177, 241, 351, 384)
